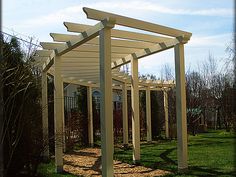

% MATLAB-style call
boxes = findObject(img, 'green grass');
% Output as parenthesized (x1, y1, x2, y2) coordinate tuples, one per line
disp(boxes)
(38, 130, 235, 177)
(114, 130, 236, 176)
(37, 161, 78, 177)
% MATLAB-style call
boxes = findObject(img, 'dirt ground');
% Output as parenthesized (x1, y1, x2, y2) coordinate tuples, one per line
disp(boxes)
(63, 148, 171, 177)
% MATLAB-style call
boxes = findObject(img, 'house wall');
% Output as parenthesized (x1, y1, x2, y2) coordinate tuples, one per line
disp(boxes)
(64, 85, 123, 111)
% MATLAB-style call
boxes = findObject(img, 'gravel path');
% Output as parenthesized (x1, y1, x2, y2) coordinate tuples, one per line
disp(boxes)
(63, 148, 171, 177)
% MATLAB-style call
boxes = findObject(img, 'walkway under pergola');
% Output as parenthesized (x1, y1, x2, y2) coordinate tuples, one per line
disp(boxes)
(35, 7, 192, 177)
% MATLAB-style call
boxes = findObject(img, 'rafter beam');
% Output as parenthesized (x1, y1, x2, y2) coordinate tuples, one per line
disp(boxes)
(49, 66, 174, 90)
(62, 51, 127, 58)
(34, 50, 55, 72)
(41, 42, 137, 54)
(55, 19, 114, 56)
(50, 33, 153, 49)
(40, 42, 66, 50)
(64, 22, 171, 43)
(83, 7, 192, 39)
(112, 37, 182, 68)
(35, 50, 54, 57)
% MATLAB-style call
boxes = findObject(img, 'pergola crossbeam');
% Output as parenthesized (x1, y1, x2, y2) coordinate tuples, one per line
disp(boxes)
(83, 7, 192, 38)
(50, 33, 154, 49)
(64, 22, 172, 43)
(55, 19, 112, 56)
(112, 37, 182, 68)
(41, 42, 138, 54)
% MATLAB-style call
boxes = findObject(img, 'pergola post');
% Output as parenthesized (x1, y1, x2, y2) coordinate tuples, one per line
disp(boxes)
(122, 82, 128, 146)
(146, 86, 152, 142)
(174, 43, 188, 171)
(62, 88, 66, 153)
(164, 89, 169, 139)
(99, 20, 115, 177)
(87, 86, 94, 147)
(131, 58, 140, 163)
(54, 56, 64, 173)
(42, 71, 49, 159)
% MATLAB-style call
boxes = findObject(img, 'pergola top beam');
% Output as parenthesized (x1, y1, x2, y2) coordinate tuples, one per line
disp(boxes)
(64, 22, 172, 43)
(83, 7, 192, 39)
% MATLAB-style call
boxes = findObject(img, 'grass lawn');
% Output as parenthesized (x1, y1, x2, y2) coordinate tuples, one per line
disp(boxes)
(37, 161, 78, 177)
(114, 130, 236, 176)
(37, 130, 235, 177)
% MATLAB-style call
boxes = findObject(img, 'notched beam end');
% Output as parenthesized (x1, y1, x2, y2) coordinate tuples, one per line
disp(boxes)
(83, 7, 89, 18)
(176, 34, 192, 44)
(63, 22, 70, 31)
(50, 33, 57, 41)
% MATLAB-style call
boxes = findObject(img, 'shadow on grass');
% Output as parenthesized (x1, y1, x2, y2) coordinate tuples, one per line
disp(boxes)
(153, 147, 235, 176)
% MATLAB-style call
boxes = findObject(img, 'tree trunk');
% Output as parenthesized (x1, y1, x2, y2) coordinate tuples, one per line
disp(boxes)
(214, 110, 217, 130)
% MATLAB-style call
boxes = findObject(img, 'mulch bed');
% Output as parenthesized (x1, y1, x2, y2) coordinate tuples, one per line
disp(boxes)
(63, 148, 171, 176)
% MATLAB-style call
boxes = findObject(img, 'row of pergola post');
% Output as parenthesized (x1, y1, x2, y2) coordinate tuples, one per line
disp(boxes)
(86, 82, 172, 147)
(37, 7, 191, 177)
(41, 48, 186, 176)
(42, 71, 172, 153)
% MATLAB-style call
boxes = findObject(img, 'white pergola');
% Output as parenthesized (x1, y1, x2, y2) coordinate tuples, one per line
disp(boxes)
(36, 7, 191, 177)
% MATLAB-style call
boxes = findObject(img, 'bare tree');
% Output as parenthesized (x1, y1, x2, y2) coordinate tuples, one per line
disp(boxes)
(225, 39, 236, 87)
(186, 71, 206, 135)
(160, 64, 174, 81)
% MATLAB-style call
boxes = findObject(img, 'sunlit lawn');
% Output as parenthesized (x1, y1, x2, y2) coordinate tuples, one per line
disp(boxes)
(114, 130, 236, 176)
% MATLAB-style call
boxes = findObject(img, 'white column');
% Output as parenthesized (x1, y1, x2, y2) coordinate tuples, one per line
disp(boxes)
(164, 90, 169, 139)
(87, 86, 94, 147)
(174, 43, 188, 170)
(54, 56, 64, 173)
(146, 86, 152, 142)
(122, 82, 128, 146)
(62, 86, 65, 152)
(131, 58, 140, 163)
(42, 71, 49, 159)
(99, 22, 114, 177)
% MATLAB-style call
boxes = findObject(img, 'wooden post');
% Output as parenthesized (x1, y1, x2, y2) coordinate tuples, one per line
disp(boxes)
(164, 90, 169, 139)
(146, 86, 152, 142)
(131, 58, 140, 162)
(42, 71, 49, 159)
(174, 43, 188, 171)
(99, 20, 115, 177)
(122, 82, 128, 146)
(62, 86, 66, 153)
(54, 56, 64, 173)
(87, 86, 94, 147)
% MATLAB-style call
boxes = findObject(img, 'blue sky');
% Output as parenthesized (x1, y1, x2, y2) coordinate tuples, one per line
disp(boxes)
(3, 0, 234, 77)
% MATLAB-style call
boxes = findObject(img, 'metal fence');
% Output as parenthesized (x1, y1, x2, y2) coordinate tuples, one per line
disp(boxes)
(64, 96, 78, 112)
